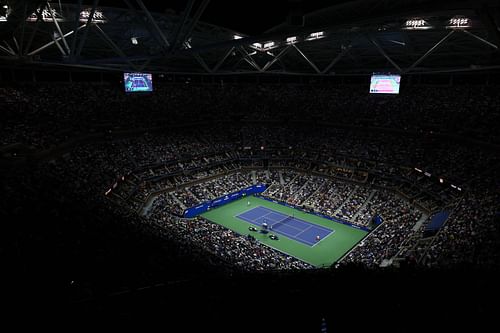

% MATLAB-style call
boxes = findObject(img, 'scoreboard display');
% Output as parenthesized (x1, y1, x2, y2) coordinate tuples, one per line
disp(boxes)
(369, 74, 401, 94)
(124, 72, 153, 92)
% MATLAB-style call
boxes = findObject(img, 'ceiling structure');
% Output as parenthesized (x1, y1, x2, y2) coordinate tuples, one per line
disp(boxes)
(0, 0, 499, 75)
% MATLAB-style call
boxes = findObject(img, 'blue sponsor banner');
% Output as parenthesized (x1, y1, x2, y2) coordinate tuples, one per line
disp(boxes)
(255, 195, 371, 232)
(183, 184, 268, 218)
(425, 211, 449, 232)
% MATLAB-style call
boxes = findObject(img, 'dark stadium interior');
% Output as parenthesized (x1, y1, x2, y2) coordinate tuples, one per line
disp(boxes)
(1, 0, 500, 331)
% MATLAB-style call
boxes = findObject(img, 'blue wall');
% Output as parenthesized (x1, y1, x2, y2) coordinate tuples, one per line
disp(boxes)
(425, 211, 450, 232)
(183, 184, 267, 218)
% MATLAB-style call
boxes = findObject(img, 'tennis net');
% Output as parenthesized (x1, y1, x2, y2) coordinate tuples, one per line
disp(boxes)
(271, 215, 294, 229)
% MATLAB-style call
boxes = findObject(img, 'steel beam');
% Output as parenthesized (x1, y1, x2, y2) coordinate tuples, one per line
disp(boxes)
(476, 5, 500, 49)
(21, 60, 500, 76)
(193, 52, 212, 73)
(322, 45, 352, 74)
(405, 30, 455, 73)
(237, 46, 261, 72)
(169, 0, 195, 52)
(135, 0, 170, 47)
(28, 25, 86, 56)
(52, 34, 67, 56)
(179, 0, 210, 47)
(0, 45, 15, 56)
(460, 29, 498, 50)
(370, 36, 402, 73)
(30, 61, 131, 72)
(93, 23, 138, 70)
(24, 5, 46, 55)
(242, 58, 259, 71)
(69, 0, 83, 59)
(212, 47, 235, 72)
(12, 37, 20, 53)
(292, 44, 321, 74)
(75, 0, 99, 58)
(3, 41, 16, 55)
(262, 45, 292, 72)
(184, 40, 212, 72)
(47, 2, 70, 54)
(19, 3, 28, 56)
(122, 0, 168, 55)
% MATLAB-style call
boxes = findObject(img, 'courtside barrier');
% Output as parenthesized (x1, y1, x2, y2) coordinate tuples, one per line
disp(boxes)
(183, 184, 267, 218)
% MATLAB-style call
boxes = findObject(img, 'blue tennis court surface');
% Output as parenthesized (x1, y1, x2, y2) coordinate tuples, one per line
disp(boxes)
(236, 206, 334, 246)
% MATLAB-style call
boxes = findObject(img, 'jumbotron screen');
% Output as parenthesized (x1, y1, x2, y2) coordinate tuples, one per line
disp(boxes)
(124, 72, 153, 92)
(369, 74, 401, 94)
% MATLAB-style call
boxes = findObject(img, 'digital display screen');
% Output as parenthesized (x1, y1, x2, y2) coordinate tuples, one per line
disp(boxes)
(369, 74, 401, 94)
(123, 72, 153, 92)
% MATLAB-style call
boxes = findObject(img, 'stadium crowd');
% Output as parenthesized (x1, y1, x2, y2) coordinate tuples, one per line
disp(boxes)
(1, 82, 498, 274)
(398, 168, 500, 268)
(1, 83, 500, 150)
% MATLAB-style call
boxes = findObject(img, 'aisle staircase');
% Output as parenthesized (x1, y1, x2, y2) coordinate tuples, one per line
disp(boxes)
(333, 186, 358, 215)
(351, 189, 377, 221)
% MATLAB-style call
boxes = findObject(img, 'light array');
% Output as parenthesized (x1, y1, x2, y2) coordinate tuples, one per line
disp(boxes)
(306, 31, 325, 41)
(414, 167, 462, 191)
(79, 8, 107, 23)
(403, 19, 431, 30)
(0, 6, 107, 23)
(448, 17, 470, 28)
(229, 14, 472, 54)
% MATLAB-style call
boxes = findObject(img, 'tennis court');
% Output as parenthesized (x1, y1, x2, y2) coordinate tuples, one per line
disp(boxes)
(237, 206, 333, 246)
(201, 195, 368, 267)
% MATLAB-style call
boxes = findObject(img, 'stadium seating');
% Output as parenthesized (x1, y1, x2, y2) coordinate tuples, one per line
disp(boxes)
(1, 82, 498, 272)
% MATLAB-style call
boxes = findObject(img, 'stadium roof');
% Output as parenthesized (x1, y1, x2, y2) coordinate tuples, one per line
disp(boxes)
(0, 0, 499, 75)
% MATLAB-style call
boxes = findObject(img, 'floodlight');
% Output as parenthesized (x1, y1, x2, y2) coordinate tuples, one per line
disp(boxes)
(306, 31, 325, 40)
(404, 19, 431, 30)
(448, 17, 470, 28)
(263, 41, 275, 49)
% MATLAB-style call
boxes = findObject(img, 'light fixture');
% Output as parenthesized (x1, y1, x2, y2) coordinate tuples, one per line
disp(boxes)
(306, 31, 325, 41)
(263, 41, 275, 50)
(403, 18, 431, 30)
(448, 17, 470, 29)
